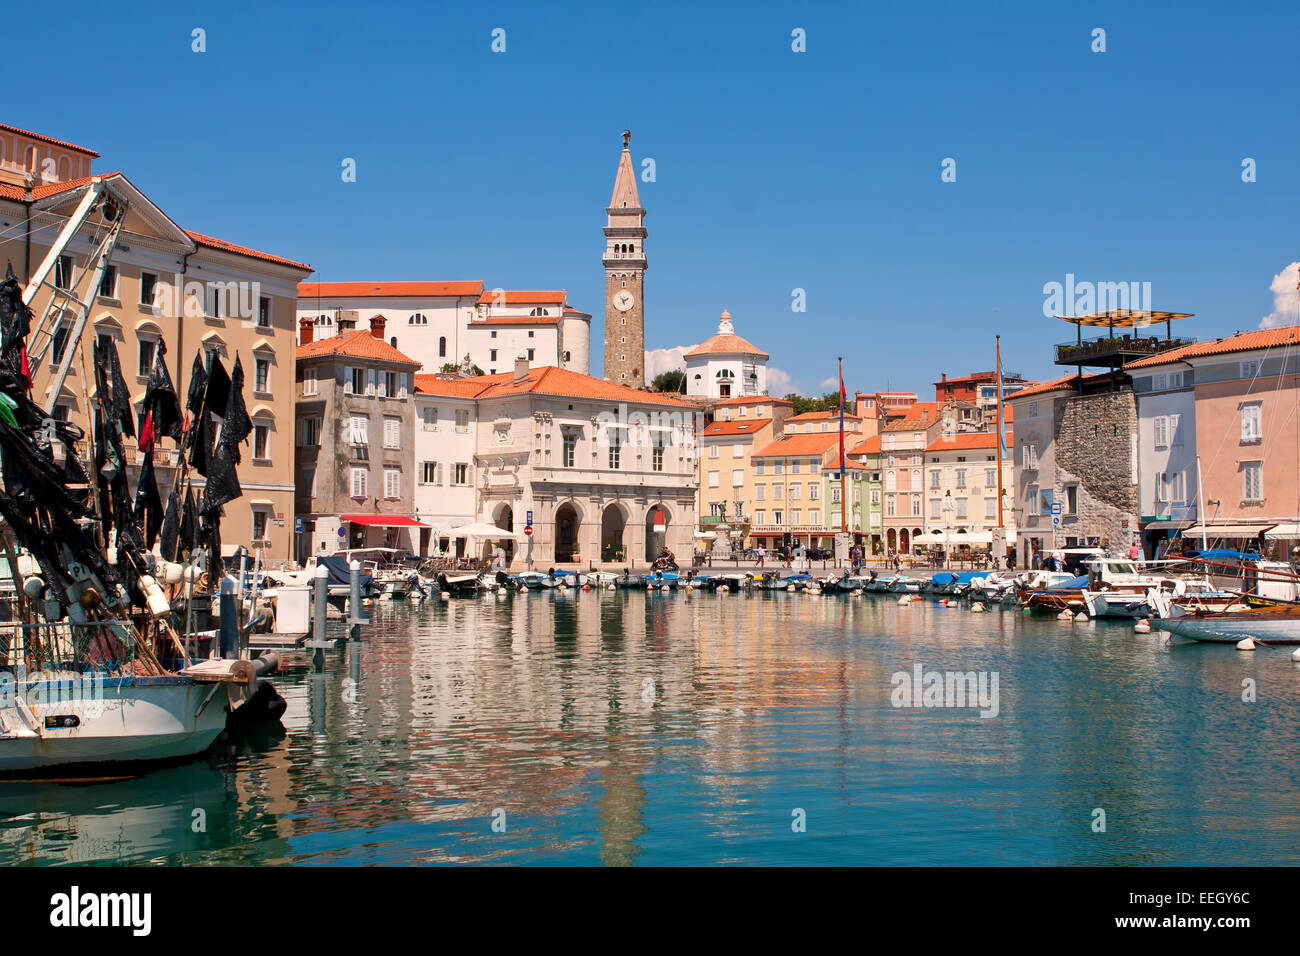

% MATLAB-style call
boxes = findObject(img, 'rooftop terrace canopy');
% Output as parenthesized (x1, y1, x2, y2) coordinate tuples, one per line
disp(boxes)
(1057, 310, 1193, 328)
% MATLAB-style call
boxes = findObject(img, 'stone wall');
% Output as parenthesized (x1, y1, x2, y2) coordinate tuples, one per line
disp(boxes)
(1053, 389, 1139, 550)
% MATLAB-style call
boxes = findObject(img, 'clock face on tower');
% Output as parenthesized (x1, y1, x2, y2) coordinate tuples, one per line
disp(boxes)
(613, 289, 635, 312)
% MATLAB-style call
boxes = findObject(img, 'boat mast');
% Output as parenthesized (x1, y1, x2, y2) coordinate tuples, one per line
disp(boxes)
(839, 356, 847, 536)
(995, 335, 1004, 530)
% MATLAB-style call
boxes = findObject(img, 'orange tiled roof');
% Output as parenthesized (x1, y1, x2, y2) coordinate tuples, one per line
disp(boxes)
(1124, 326, 1300, 369)
(926, 431, 1014, 452)
(298, 281, 484, 298)
(752, 432, 841, 458)
(414, 373, 513, 397)
(185, 230, 312, 272)
(683, 333, 769, 360)
(849, 435, 882, 455)
(0, 123, 98, 157)
(477, 289, 566, 305)
(0, 172, 124, 202)
(702, 418, 772, 437)
(1008, 371, 1115, 399)
(296, 329, 421, 365)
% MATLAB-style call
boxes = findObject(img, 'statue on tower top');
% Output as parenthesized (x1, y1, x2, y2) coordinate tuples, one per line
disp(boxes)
(622, 129, 631, 150)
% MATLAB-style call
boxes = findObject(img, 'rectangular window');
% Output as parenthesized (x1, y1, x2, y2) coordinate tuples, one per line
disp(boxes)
(51, 326, 70, 365)
(137, 338, 156, 377)
(452, 463, 470, 486)
(302, 367, 317, 396)
(608, 431, 622, 469)
(1027, 401, 1038, 417)
(732, 469, 743, 487)
(351, 467, 367, 498)
(733, 443, 744, 458)
(1170, 412, 1183, 446)
(871, 489, 880, 504)
(810, 461, 819, 474)
(1155, 473, 1169, 503)
(755, 510, 766, 526)
(350, 415, 368, 445)
(792, 461, 801, 475)
(774, 510, 784, 525)
(1172, 470, 1185, 503)
(810, 509, 819, 524)
(383, 371, 397, 398)
(422, 406, 438, 430)
(140, 272, 157, 306)
(420, 462, 439, 484)
(911, 498, 922, 517)
(955, 498, 968, 519)
(653, 441, 665, 472)
(455, 409, 470, 433)
(384, 467, 400, 499)
(774, 462, 783, 476)
(1242, 461, 1263, 501)
(930, 469, 940, 489)
(255, 357, 270, 393)
(1027, 484, 1039, 511)
(1240, 360, 1262, 380)
(300, 417, 320, 447)
(252, 509, 269, 541)
(527, 348, 535, 361)
(99, 265, 118, 299)
(490, 349, 498, 361)
(755, 484, 766, 501)
(910, 470, 921, 491)
(1065, 484, 1078, 515)
(985, 468, 996, 487)
(790, 483, 801, 500)
(773, 482, 784, 499)
(1154, 415, 1168, 449)
(809, 484, 819, 500)
(709, 445, 719, 459)
(930, 498, 941, 519)
(708, 471, 720, 488)
(756, 461, 765, 476)
(984, 497, 996, 518)
(1241, 403, 1262, 443)
(955, 468, 967, 488)
(384, 416, 400, 449)
(563, 433, 576, 467)
(350, 367, 366, 394)
(252, 423, 269, 460)
(258, 296, 272, 328)
(886, 498, 895, 517)
(55, 255, 73, 289)
(792, 509, 802, 524)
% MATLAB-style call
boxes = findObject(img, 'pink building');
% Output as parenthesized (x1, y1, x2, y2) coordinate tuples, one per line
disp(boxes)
(1129, 326, 1300, 552)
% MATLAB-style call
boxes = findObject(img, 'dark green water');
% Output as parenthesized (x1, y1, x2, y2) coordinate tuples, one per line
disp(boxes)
(4, 590, 1299, 865)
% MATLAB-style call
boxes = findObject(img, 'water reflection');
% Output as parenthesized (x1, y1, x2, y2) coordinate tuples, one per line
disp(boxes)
(3, 590, 1299, 865)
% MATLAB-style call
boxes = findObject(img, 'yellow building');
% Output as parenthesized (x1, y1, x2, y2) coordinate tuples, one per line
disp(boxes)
(697, 396, 792, 544)
(0, 123, 312, 563)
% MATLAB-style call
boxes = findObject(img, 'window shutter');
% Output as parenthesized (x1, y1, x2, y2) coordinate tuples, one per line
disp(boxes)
(343, 366, 353, 394)
(399, 373, 409, 399)
(366, 368, 376, 396)
(1241, 408, 1250, 441)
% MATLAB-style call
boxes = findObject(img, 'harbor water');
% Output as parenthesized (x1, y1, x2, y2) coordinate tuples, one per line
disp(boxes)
(4, 589, 1299, 866)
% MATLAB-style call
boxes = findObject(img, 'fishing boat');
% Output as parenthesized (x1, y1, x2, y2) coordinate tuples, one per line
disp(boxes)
(1017, 574, 1090, 613)
(436, 570, 483, 596)
(512, 570, 559, 589)
(1147, 591, 1300, 644)
(888, 577, 927, 594)
(0, 234, 282, 773)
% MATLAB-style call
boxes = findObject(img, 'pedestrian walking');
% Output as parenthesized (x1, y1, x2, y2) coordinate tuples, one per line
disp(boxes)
(756, 546, 766, 567)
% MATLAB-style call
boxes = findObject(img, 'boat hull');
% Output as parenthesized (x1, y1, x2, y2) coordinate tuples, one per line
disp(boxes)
(0, 677, 228, 774)
(1153, 614, 1300, 644)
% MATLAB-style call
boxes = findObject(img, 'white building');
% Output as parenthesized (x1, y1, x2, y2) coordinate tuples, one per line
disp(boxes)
(296, 281, 591, 378)
(683, 310, 769, 399)
(1129, 360, 1198, 533)
(412, 376, 482, 552)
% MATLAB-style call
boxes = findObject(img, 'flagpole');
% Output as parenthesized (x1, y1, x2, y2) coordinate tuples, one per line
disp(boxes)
(839, 356, 846, 535)
(995, 335, 1004, 530)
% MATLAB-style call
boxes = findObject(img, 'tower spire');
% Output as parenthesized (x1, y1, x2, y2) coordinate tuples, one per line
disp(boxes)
(609, 131, 641, 210)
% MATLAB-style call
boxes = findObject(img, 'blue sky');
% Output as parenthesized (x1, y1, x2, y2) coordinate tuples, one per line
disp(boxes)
(13, 0, 1300, 395)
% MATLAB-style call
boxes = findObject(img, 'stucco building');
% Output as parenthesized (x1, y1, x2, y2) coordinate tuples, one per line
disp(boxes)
(0, 122, 312, 562)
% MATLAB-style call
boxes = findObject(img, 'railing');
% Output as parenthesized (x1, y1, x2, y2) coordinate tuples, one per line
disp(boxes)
(1055, 335, 1196, 364)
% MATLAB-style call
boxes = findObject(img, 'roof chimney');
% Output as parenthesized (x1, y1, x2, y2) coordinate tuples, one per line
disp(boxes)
(514, 354, 530, 382)
(299, 316, 314, 346)
(921, 407, 930, 420)
(369, 314, 386, 340)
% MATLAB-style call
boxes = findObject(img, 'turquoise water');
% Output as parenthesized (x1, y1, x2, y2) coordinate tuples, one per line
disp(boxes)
(3, 591, 1299, 865)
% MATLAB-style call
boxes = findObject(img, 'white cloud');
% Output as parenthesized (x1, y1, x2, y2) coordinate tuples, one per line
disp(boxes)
(1260, 261, 1300, 328)
(767, 366, 795, 396)
(644, 345, 695, 380)
(819, 376, 839, 390)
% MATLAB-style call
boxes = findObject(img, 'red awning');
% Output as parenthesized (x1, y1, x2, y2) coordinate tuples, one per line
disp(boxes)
(342, 514, 430, 528)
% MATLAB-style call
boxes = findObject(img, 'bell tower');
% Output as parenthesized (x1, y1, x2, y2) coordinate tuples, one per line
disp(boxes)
(603, 130, 647, 385)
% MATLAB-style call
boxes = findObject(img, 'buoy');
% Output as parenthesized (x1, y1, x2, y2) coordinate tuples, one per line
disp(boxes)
(607, 583, 616, 591)
(1291, 648, 1300, 662)
(661, 584, 670, 592)
(1074, 611, 1089, 622)
(519, 585, 527, 593)
(970, 602, 986, 613)
(646, 583, 653, 591)
(1237, 637, 1256, 651)
(1133, 618, 1151, 633)
(497, 591, 507, 600)
(1058, 609, 1073, 621)
(440, 591, 450, 601)
(897, 596, 910, 606)
(718, 585, 730, 593)
(787, 584, 796, 593)
(911, 595, 922, 603)
(684, 585, 693, 593)
(582, 584, 591, 591)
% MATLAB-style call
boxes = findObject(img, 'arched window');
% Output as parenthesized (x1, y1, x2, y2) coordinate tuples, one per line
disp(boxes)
(439, 336, 447, 358)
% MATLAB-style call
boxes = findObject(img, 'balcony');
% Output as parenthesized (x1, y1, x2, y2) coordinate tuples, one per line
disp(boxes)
(1055, 334, 1196, 367)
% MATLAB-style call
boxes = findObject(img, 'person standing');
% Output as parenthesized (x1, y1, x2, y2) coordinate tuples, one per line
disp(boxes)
(756, 546, 766, 567)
